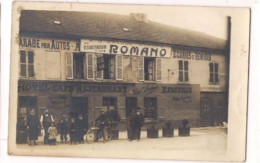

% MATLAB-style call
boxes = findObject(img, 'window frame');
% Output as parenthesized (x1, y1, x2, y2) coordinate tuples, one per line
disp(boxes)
(19, 50, 35, 78)
(178, 60, 189, 83)
(73, 53, 86, 80)
(209, 62, 220, 84)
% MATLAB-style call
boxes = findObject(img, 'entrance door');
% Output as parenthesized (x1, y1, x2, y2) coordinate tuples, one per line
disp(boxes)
(125, 97, 137, 117)
(71, 97, 88, 129)
(17, 96, 38, 143)
(200, 98, 211, 126)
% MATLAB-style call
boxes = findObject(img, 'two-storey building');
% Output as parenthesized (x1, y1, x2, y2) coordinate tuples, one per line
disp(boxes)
(17, 10, 229, 135)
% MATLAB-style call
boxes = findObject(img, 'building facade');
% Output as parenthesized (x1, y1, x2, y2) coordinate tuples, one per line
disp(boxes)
(17, 10, 229, 136)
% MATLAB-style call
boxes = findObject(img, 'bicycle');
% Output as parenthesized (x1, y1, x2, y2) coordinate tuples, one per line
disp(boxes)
(85, 121, 112, 143)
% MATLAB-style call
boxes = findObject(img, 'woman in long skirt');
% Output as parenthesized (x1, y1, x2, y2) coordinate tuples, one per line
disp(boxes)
(27, 109, 40, 145)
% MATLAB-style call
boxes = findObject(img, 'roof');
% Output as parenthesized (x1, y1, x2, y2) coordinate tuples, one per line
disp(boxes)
(19, 10, 227, 50)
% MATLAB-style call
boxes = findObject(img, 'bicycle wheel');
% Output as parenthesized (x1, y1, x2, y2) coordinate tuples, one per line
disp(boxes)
(86, 129, 96, 144)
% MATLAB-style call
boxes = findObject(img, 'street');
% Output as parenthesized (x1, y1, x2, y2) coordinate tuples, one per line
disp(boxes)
(15, 127, 228, 161)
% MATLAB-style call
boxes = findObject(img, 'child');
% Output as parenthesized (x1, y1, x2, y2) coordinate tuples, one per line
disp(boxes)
(59, 113, 69, 143)
(76, 114, 86, 143)
(69, 118, 77, 144)
(48, 122, 57, 145)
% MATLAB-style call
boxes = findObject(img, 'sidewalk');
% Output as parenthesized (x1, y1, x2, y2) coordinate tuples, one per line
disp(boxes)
(16, 127, 228, 161)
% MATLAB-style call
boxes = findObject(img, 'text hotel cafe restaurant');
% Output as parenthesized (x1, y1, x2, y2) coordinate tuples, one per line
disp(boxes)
(16, 10, 229, 140)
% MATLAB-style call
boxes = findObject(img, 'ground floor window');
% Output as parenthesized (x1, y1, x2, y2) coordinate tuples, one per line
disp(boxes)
(144, 97, 157, 119)
(103, 97, 117, 111)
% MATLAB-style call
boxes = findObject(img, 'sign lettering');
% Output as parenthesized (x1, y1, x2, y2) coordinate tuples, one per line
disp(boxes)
(19, 37, 80, 51)
(81, 39, 171, 58)
(173, 49, 211, 61)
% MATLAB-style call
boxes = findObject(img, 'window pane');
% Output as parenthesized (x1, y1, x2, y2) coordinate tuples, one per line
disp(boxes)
(214, 63, 218, 73)
(179, 60, 183, 70)
(210, 73, 214, 82)
(20, 64, 26, 76)
(179, 71, 183, 82)
(209, 63, 213, 72)
(184, 61, 188, 71)
(28, 51, 34, 63)
(28, 65, 34, 77)
(184, 72, 189, 81)
(215, 73, 219, 83)
(20, 51, 26, 63)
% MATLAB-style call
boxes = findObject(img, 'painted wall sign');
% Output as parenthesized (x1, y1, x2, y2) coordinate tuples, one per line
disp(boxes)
(80, 39, 171, 58)
(19, 37, 80, 51)
(173, 49, 211, 61)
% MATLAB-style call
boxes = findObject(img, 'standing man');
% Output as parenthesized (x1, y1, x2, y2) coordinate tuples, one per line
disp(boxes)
(76, 114, 87, 143)
(135, 107, 144, 141)
(40, 109, 54, 145)
(95, 109, 108, 142)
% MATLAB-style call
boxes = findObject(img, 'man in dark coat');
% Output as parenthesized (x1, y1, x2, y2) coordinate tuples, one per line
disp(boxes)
(129, 111, 137, 141)
(40, 109, 54, 145)
(69, 117, 77, 144)
(58, 113, 69, 143)
(94, 109, 108, 142)
(135, 107, 144, 140)
(76, 114, 87, 143)
(27, 109, 40, 145)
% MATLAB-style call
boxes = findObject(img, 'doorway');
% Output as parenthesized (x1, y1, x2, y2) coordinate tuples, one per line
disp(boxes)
(71, 97, 88, 129)
(125, 97, 137, 117)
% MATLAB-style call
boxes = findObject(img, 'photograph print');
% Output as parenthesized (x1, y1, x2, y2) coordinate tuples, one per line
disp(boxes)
(9, 2, 250, 162)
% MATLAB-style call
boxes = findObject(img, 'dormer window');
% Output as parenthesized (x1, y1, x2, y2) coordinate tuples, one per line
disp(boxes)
(53, 20, 61, 25)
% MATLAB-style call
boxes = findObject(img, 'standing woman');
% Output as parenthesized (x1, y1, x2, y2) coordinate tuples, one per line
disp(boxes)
(27, 109, 40, 146)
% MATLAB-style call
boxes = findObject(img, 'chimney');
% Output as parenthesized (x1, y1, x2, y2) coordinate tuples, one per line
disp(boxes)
(130, 13, 148, 23)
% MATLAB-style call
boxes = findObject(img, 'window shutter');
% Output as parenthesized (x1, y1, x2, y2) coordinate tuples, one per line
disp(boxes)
(179, 60, 183, 82)
(215, 63, 219, 83)
(96, 56, 103, 80)
(184, 61, 189, 81)
(116, 55, 123, 80)
(138, 57, 144, 81)
(28, 51, 35, 77)
(20, 50, 26, 77)
(156, 58, 162, 81)
(86, 53, 94, 79)
(209, 63, 214, 82)
(65, 52, 73, 79)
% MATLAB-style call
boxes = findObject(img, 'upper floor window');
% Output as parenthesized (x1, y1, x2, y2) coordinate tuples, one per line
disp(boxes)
(96, 54, 123, 80)
(178, 60, 189, 82)
(66, 52, 94, 80)
(20, 50, 34, 78)
(73, 53, 85, 79)
(144, 58, 155, 81)
(103, 55, 115, 79)
(209, 62, 219, 84)
(138, 57, 161, 81)
(66, 52, 123, 81)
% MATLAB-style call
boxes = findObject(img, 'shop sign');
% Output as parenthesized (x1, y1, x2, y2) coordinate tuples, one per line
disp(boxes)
(80, 39, 171, 58)
(173, 49, 211, 61)
(18, 80, 128, 94)
(19, 37, 80, 51)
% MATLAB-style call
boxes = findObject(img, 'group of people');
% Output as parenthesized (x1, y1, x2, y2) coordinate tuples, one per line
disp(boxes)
(26, 109, 87, 146)
(26, 107, 122, 145)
